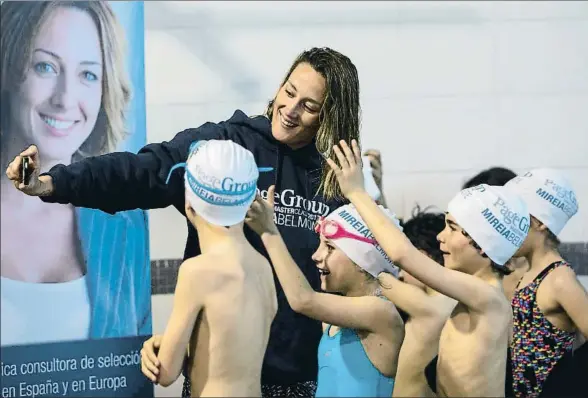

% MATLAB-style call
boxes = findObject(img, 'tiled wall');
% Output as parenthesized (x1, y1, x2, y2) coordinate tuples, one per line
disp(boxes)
(150, 243, 588, 295)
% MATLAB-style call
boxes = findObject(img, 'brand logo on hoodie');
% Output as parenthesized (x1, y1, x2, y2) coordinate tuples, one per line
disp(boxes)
(257, 188, 331, 231)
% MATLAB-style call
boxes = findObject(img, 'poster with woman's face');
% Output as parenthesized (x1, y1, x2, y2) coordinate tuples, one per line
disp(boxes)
(0, 2, 152, 397)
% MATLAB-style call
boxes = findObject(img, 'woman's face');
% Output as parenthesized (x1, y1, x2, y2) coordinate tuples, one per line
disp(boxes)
(271, 62, 325, 149)
(11, 7, 103, 162)
(311, 235, 360, 293)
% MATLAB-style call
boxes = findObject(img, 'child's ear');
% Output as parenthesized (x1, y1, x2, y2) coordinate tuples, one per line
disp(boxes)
(529, 216, 547, 232)
(184, 200, 194, 217)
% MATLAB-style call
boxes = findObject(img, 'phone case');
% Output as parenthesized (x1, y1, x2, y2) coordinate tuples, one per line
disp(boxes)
(21, 157, 31, 186)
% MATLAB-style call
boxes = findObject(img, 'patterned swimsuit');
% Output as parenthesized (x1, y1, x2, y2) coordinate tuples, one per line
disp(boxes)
(509, 261, 576, 398)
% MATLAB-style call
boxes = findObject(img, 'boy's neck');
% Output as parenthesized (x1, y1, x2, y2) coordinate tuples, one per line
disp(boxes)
(473, 263, 504, 287)
(193, 218, 247, 254)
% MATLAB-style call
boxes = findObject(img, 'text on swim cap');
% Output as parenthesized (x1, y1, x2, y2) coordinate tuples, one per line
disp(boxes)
(338, 210, 374, 239)
(192, 164, 257, 196)
(536, 182, 577, 218)
(481, 202, 529, 248)
(492, 198, 530, 234)
(186, 171, 256, 207)
(461, 184, 486, 198)
(337, 210, 393, 264)
(519, 172, 578, 215)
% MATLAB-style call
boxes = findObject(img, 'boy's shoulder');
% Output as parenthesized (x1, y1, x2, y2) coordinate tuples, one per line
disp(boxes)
(180, 245, 270, 280)
(179, 251, 253, 277)
(177, 255, 228, 289)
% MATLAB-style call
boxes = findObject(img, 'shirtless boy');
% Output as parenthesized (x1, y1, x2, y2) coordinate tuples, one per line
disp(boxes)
(140, 140, 277, 397)
(462, 166, 530, 301)
(327, 140, 530, 397)
(378, 208, 456, 397)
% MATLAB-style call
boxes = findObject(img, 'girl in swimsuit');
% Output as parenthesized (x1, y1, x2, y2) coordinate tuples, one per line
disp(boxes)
(246, 186, 405, 397)
(505, 169, 588, 398)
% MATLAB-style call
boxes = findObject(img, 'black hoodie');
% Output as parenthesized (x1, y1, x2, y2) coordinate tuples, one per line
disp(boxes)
(41, 110, 345, 385)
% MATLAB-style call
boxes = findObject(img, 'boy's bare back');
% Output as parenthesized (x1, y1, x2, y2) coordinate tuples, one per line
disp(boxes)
(185, 242, 277, 397)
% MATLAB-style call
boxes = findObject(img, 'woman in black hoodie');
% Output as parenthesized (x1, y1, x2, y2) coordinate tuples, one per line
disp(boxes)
(6, 47, 361, 397)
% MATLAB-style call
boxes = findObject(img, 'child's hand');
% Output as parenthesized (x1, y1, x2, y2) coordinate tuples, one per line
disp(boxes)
(326, 139, 367, 200)
(140, 334, 162, 383)
(246, 185, 279, 237)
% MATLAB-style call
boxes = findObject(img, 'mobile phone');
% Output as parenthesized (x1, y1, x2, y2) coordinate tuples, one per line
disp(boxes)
(21, 156, 31, 186)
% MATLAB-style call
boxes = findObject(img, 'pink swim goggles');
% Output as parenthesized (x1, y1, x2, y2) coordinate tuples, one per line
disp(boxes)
(314, 217, 377, 245)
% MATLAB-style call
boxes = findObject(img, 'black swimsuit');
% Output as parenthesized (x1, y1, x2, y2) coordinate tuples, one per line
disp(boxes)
(424, 355, 438, 394)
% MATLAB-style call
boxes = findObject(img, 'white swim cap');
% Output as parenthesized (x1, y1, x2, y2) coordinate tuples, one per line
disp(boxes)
(180, 140, 268, 227)
(447, 184, 530, 266)
(505, 168, 578, 236)
(322, 204, 401, 277)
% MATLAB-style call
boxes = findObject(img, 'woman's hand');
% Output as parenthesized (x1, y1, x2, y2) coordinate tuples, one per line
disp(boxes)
(246, 185, 279, 237)
(326, 139, 367, 200)
(5, 145, 54, 196)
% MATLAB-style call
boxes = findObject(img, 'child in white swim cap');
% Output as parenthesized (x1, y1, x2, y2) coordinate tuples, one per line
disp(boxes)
(181, 140, 266, 226)
(151, 140, 278, 398)
(444, 184, 530, 274)
(505, 168, 587, 398)
(246, 195, 405, 398)
(326, 139, 530, 398)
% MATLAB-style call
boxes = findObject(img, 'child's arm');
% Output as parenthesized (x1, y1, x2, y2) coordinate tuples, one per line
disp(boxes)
(247, 187, 401, 333)
(551, 266, 588, 339)
(327, 140, 506, 312)
(377, 272, 444, 317)
(156, 257, 213, 387)
(348, 190, 503, 311)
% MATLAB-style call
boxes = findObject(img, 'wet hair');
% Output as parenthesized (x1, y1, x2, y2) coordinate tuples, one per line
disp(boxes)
(0, 1, 130, 161)
(353, 263, 391, 292)
(462, 167, 516, 189)
(401, 205, 445, 265)
(460, 229, 513, 276)
(357, 266, 375, 281)
(545, 229, 561, 248)
(265, 47, 361, 200)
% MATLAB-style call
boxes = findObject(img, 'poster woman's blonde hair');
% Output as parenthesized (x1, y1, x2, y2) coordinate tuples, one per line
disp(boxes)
(0, 1, 131, 161)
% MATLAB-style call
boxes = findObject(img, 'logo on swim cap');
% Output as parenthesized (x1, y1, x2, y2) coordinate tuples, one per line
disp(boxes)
(505, 168, 578, 236)
(448, 184, 530, 266)
(480, 197, 530, 248)
(185, 172, 257, 207)
(165, 140, 273, 225)
(326, 204, 401, 277)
